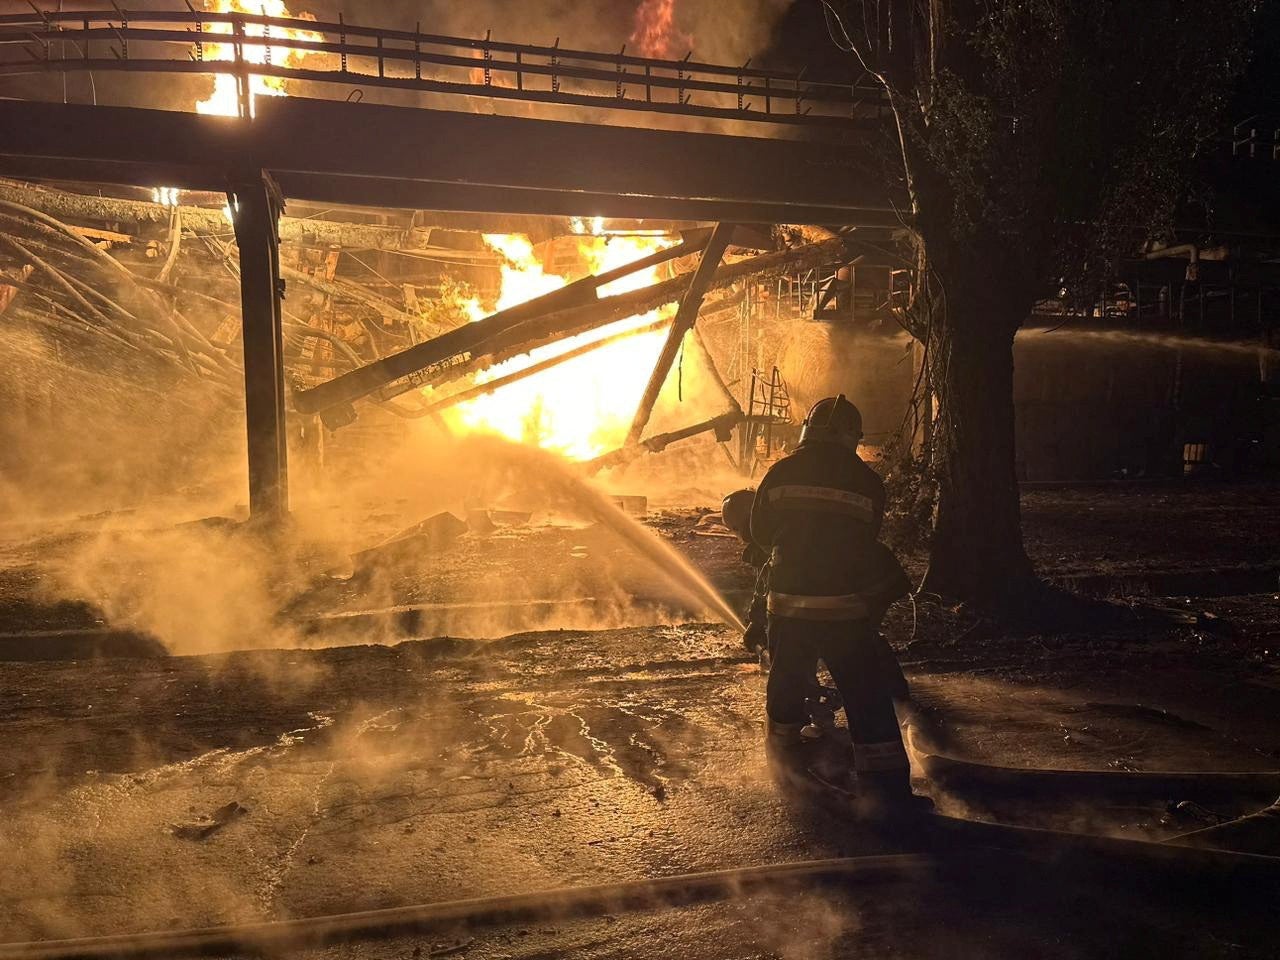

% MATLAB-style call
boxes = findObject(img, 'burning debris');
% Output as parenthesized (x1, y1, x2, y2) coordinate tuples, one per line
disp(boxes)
(0, 170, 851, 489)
(435, 228, 689, 459)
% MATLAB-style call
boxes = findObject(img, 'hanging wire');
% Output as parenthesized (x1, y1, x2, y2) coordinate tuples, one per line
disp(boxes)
(818, 0, 857, 52)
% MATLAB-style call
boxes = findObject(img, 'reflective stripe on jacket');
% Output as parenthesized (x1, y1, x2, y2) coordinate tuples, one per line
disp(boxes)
(749, 439, 887, 599)
(767, 590, 870, 621)
(765, 484, 877, 522)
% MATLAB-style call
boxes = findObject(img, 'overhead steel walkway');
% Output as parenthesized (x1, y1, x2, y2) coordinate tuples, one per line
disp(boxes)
(0, 7, 903, 522)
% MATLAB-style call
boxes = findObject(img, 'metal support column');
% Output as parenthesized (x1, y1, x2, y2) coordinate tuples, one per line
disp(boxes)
(228, 171, 289, 522)
(625, 222, 736, 445)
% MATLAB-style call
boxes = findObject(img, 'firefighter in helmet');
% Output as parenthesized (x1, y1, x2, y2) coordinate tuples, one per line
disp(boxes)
(748, 394, 926, 817)
(722, 487, 910, 704)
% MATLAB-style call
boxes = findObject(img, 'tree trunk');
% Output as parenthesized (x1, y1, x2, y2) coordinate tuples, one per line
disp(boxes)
(920, 295, 1037, 607)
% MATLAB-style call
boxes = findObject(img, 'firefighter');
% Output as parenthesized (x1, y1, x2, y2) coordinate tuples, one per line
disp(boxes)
(722, 487, 911, 722)
(749, 394, 926, 818)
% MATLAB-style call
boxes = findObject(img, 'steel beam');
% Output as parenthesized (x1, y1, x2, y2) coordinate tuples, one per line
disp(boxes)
(229, 172, 289, 522)
(293, 236, 846, 421)
(292, 232, 714, 418)
(420, 316, 674, 418)
(626, 223, 736, 445)
(0, 98, 899, 225)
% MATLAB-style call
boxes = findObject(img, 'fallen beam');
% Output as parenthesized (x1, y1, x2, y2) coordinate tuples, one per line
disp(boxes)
(584, 411, 745, 473)
(419, 316, 673, 417)
(689, 327, 741, 412)
(293, 237, 846, 419)
(626, 223, 735, 445)
(291, 230, 715, 415)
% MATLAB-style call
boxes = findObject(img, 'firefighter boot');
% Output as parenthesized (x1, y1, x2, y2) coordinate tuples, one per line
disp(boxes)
(765, 717, 807, 749)
(764, 718, 814, 772)
(853, 769, 935, 824)
(766, 717, 855, 795)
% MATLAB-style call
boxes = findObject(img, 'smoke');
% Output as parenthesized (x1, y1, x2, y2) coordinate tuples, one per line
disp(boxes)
(0, 0, 798, 118)
(28, 423, 741, 657)
(677, 0, 799, 67)
(598, 431, 749, 508)
(749, 890, 862, 960)
(320, 0, 797, 67)
(47, 518, 303, 656)
(0, 326, 247, 526)
(295, 0, 805, 134)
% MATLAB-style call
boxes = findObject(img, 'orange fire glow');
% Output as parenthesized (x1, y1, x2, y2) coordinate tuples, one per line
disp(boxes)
(181, 5, 701, 461)
(629, 0, 691, 59)
(195, 0, 318, 117)
(436, 230, 682, 461)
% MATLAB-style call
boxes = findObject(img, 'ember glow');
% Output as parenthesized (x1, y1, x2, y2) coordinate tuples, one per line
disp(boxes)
(438, 231, 681, 461)
(195, 0, 318, 117)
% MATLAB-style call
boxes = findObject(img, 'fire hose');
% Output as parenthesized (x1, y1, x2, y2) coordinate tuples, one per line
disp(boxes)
(2, 809, 1277, 960)
(914, 750, 1280, 804)
(0, 856, 930, 960)
(5, 705, 1279, 959)
(1, 771, 1278, 960)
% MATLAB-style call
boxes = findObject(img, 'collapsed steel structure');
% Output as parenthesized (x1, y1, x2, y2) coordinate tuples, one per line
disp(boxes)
(0, 7, 900, 521)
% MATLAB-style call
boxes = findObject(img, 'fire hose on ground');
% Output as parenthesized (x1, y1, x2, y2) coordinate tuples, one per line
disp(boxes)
(1, 811, 1276, 960)
(2, 757, 1279, 960)
(4, 697, 1279, 959)
(0, 856, 930, 960)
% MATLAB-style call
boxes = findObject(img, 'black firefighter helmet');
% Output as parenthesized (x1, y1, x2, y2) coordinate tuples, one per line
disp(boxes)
(720, 488, 755, 542)
(799, 394, 863, 451)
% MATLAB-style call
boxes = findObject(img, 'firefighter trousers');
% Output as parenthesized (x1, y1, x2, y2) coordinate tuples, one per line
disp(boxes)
(765, 614, 911, 792)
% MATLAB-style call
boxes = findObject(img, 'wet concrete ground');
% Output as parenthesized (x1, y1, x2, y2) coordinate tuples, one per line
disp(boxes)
(0, 482, 1278, 956)
(1, 623, 1278, 956)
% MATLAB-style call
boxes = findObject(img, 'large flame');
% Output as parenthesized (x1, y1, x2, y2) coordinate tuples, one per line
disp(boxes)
(438, 230, 682, 461)
(195, 0, 318, 117)
(629, 0, 692, 59)
(184, 3, 696, 460)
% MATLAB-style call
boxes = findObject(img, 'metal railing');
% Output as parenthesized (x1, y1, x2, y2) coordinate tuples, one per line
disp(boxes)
(0, 7, 886, 126)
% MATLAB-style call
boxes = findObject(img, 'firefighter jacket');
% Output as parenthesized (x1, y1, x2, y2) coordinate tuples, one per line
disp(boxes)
(749, 439, 897, 621)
